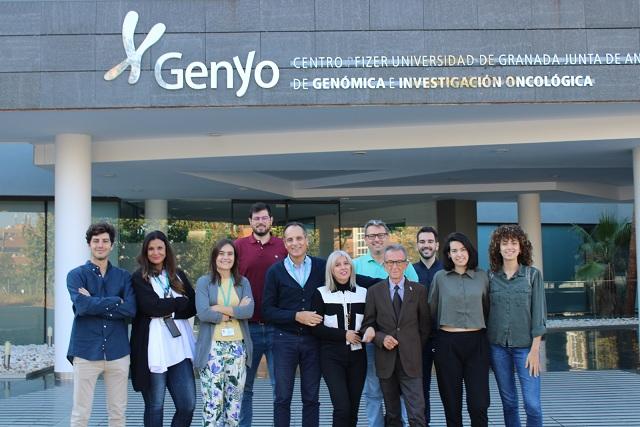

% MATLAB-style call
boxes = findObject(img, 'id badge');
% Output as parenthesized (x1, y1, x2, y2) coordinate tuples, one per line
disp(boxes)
(221, 327, 235, 337)
(350, 342, 362, 351)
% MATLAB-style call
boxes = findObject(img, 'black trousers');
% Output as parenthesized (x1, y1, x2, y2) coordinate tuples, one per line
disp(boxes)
(434, 330, 490, 427)
(422, 337, 436, 425)
(320, 345, 367, 427)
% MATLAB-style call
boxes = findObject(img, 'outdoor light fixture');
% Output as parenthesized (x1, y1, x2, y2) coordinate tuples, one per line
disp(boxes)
(47, 326, 53, 347)
(3, 341, 10, 369)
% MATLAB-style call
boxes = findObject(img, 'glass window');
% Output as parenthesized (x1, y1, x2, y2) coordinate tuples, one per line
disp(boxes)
(0, 201, 47, 345)
(118, 200, 236, 281)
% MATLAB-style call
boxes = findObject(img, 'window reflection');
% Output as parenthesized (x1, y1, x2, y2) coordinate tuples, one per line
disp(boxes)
(0, 202, 46, 345)
(547, 328, 639, 371)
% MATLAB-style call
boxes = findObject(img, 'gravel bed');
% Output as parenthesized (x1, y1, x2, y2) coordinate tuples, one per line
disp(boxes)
(0, 344, 55, 376)
(547, 317, 638, 329)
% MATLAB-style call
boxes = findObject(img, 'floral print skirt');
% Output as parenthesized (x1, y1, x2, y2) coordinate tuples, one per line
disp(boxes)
(200, 340, 247, 427)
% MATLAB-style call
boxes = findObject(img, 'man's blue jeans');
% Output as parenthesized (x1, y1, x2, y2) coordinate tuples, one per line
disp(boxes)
(490, 344, 542, 427)
(239, 323, 275, 427)
(273, 331, 321, 427)
(364, 342, 385, 427)
(141, 358, 196, 427)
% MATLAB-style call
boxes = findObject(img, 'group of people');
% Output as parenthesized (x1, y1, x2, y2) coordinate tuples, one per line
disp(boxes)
(65, 201, 546, 427)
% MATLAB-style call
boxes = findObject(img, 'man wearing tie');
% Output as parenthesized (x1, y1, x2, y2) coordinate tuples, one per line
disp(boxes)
(362, 244, 431, 427)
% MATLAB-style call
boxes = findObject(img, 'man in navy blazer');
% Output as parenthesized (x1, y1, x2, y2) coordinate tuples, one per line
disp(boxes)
(362, 244, 431, 427)
(262, 222, 325, 427)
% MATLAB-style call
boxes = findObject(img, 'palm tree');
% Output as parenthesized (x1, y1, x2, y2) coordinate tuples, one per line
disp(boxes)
(624, 215, 637, 316)
(572, 213, 631, 316)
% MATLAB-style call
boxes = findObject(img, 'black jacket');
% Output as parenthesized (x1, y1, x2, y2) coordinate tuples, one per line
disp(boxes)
(129, 268, 196, 392)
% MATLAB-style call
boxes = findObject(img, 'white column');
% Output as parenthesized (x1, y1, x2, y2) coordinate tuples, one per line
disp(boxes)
(517, 193, 544, 273)
(633, 148, 640, 328)
(54, 134, 92, 377)
(145, 199, 168, 233)
(517, 192, 546, 370)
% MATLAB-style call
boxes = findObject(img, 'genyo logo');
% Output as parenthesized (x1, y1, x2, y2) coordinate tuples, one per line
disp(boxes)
(104, 11, 279, 97)
(104, 11, 165, 84)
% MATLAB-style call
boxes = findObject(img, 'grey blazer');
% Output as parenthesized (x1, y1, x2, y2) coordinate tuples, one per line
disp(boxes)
(194, 274, 254, 370)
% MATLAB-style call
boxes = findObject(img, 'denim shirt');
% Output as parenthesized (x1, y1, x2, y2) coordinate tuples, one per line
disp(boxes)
(66, 261, 136, 363)
(487, 265, 547, 348)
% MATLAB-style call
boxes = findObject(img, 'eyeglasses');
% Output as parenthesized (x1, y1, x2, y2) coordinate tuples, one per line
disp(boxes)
(365, 232, 389, 240)
(384, 259, 407, 267)
(251, 216, 271, 222)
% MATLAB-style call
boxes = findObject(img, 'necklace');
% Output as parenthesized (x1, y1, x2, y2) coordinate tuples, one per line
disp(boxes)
(343, 290, 352, 330)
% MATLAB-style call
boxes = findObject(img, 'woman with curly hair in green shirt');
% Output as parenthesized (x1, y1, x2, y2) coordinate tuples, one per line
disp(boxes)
(487, 225, 547, 427)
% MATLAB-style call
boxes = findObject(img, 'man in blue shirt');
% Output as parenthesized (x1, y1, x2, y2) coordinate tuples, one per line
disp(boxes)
(263, 222, 325, 427)
(412, 226, 443, 426)
(353, 220, 419, 282)
(67, 223, 136, 427)
(353, 219, 418, 427)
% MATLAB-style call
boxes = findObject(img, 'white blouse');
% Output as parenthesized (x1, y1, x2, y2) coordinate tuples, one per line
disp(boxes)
(147, 272, 196, 373)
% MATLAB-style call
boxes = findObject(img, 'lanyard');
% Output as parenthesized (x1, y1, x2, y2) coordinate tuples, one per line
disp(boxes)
(155, 271, 172, 298)
(219, 277, 235, 307)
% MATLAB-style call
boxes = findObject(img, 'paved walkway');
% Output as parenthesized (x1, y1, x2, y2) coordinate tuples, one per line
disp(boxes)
(0, 370, 638, 426)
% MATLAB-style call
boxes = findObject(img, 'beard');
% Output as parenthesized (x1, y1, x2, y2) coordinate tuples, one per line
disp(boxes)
(253, 228, 270, 237)
(420, 250, 435, 260)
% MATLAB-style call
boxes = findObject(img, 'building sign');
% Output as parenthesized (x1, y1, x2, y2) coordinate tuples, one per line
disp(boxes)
(104, 10, 640, 96)
(104, 11, 279, 97)
(288, 53, 640, 91)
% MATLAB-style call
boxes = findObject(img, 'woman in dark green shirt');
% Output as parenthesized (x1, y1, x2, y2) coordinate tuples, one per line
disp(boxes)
(487, 224, 547, 427)
(429, 232, 490, 427)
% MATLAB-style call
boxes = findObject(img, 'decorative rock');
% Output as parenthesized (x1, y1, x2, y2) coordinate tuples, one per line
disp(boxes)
(548, 317, 638, 329)
(0, 344, 55, 377)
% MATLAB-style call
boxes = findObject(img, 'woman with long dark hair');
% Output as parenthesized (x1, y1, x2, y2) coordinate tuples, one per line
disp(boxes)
(311, 250, 367, 427)
(194, 238, 254, 427)
(429, 232, 490, 427)
(130, 230, 197, 427)
(487, 225, 546, 427)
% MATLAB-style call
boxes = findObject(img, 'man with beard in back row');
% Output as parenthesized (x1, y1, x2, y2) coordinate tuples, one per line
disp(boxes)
(235, 202, 288, 427)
